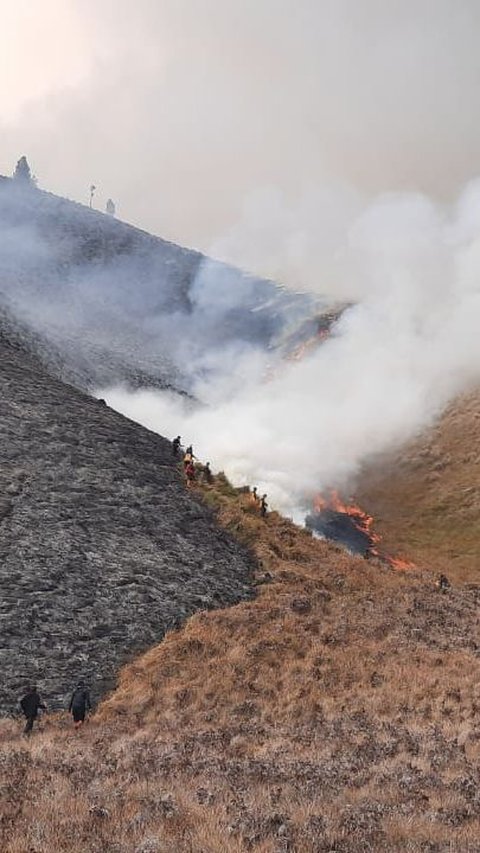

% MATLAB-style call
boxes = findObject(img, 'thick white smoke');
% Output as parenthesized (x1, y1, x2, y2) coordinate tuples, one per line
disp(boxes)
(3, 1, 480, 522)
(103, 181, 480, 515)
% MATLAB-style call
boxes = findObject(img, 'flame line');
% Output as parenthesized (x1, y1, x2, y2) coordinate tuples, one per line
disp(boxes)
(314, 490, 415, 570)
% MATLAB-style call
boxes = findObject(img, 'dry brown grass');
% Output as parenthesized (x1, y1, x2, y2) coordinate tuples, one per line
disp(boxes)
(1, 475, 480, 851)
(358, 389, 480, 581)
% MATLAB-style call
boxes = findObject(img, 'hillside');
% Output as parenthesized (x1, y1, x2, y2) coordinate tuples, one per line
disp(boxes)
(357, 391, 480, 581)
(0, 177, 322, 395)
(2, 174, 480, 851)
(0, 332, 254, 713)
(2, 480, 480, 851)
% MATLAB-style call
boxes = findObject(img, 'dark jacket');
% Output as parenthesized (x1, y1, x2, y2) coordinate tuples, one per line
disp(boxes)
(69, 686, 91, 713)
(20, 690, 45, 718)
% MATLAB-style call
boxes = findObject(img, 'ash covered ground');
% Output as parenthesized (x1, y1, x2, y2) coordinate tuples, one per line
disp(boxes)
(0, 332, 257, 713)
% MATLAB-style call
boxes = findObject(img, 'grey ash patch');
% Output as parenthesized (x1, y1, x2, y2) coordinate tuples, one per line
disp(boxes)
(0, 338, 255, 713)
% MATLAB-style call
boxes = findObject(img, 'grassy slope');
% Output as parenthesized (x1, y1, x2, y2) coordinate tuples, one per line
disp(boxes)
(2, 476, 480, 851)
(358, 391, 480, 582)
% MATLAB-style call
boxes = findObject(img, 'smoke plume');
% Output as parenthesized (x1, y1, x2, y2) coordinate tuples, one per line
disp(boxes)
(2, 1, 480, 516)
(103, 182, 480, 515)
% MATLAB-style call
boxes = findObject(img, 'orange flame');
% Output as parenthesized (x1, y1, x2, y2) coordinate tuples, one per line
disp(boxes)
(314, 490, 415, 570)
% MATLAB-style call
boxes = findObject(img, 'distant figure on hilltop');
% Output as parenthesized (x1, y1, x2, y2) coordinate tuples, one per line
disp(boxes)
(172, 435, 182, 457)
(19, 685, 46, 735)
(105, 198, 116, 216)
(69, 680, 91, 729)
(13, 156, 35, 186)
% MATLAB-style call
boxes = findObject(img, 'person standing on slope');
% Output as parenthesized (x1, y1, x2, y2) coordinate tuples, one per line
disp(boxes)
(438, 574, 450, 593)
(69, 680, 91, 729)
(260, 494, 268, 517)
(20, 686, 46, 735)
(202, 462, 213, 484)
(172, 436, 182, 457)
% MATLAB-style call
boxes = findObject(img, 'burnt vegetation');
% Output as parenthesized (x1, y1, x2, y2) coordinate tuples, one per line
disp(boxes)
(0, 335, 254, 713)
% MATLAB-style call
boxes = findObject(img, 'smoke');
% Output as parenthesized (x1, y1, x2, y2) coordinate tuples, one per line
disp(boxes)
(102, 181, 480, 515)
(2, 1, 480, 515)
(0, 177, 319, 396)
(1, 180, 479, 525)
(3, 0, 480, 281)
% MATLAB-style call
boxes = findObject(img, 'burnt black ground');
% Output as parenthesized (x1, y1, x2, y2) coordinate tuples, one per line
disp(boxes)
(0, 336, 255, 714)
(306, 509, 371, 556)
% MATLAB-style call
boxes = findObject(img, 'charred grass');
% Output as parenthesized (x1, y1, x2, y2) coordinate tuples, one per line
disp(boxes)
(2, 478, 480, 851)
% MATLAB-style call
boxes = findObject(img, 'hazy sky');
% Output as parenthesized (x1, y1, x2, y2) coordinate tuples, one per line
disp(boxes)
(2, 0, 480, 282)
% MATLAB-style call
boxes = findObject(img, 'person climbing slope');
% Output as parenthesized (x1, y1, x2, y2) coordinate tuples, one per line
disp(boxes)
(20, 685, 46, 735)
(172, 436, 182, 457)
(250, 486, 259, 506)
(185, 460, 196, 486)
(260, 494, 268, 517)
(69, 680, 91, 729)
(183, 444, 195, 469)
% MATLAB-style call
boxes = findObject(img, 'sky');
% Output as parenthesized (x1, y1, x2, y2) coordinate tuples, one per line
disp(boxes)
(2, 0, 480, 286)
